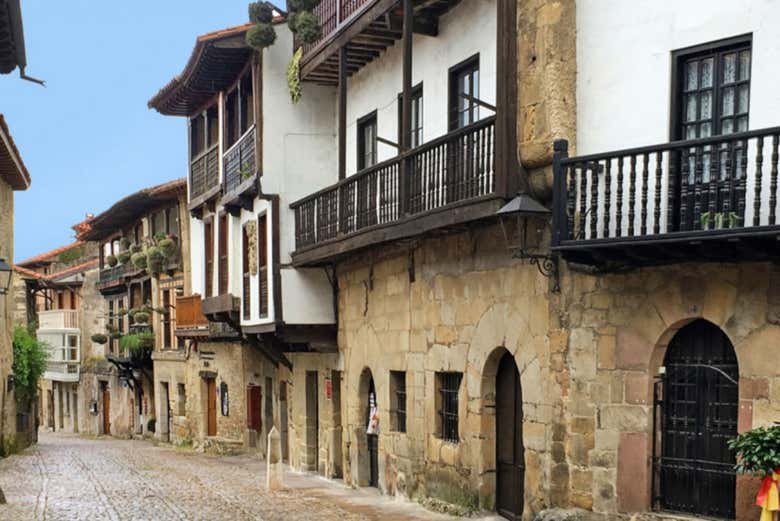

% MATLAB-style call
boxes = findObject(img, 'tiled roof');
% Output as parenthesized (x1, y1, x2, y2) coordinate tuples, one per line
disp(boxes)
(47, 258, 99, 282)
(0, 114, 30, 190)
(16, 241, 85, 267)
(13, 265, 42, 279)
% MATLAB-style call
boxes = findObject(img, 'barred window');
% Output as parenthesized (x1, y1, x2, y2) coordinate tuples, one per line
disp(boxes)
(390, 371, 406, 433)
(437, 372, 462, 443)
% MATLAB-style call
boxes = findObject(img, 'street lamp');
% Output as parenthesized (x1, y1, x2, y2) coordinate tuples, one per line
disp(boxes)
(496, 193, 560, 292)
(0, 258, 12, 295)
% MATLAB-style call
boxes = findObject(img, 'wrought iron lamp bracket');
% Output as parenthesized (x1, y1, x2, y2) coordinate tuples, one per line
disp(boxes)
(512, 248, 560, 293)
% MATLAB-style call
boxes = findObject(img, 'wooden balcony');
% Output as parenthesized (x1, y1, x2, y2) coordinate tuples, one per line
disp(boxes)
(189, 144, 220, 206)
(98, 263, 129, 288)
(291, 116, 501, 265)
(222, 125, 258, 214)
(175, 294, 209, 337)
(38, 309, 79, 330)
(551, 127, 780, 269)
(298, 0, 454, 84)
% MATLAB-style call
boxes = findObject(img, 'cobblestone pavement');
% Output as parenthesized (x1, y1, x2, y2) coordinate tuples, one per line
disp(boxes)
(0, 432, 480, 521)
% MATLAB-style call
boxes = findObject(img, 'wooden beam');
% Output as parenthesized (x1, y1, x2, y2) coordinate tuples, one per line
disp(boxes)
(494, 0, 522, 198)
(338, 46, 347, 180)
(399, 0, 413, 217)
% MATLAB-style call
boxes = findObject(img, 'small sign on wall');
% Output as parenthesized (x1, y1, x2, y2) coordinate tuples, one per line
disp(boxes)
(325, 377, 332, 400)
(220, 382, 229, 416)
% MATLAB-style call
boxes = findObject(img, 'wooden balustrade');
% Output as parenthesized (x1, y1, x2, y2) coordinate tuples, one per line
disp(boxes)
(292, 117, 495, 250)
(224, 126, 257, 195)
(176, 295, 208, 329)
(299, 0, 373, 56)
(552, 127, 780, 246)
(190, 144, 220, 200)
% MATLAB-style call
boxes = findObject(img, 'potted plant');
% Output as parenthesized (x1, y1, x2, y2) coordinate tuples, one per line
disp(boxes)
(119, 237, 131, 251)
(133, 311, 150, 325)
(728, 425, 780, 521)
(117, 251, 132, 265)
(147, 246, 165, 274)
(106, 255, 118, 267)
(90, 333, 108, 345)
(158, 237, 177, 259)
(131, 252, 147, 270)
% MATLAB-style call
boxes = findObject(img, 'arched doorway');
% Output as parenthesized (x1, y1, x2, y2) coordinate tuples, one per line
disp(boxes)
(496, 352, 524, 519)
(659, 319, 738, 519)
(358, 368, 379, 488)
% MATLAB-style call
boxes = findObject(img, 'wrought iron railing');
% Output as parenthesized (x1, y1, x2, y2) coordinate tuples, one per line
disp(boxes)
(292, 117, 495, 250)
(224, 126, 257, 195)
(552, 126, 780, 245)
(190, 144, 220, 200)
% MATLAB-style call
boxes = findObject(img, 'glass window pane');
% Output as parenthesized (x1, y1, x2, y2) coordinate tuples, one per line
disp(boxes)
(699, 122, 712, 138)
(700, 91, 712, 119)
(739, 50, 750, 80)
(738, 85, 749, 114)
(723, 53, 737, 84)
(701, 58, 714, 88)
(722, 117, 734, 134)
(722, 87, 735, 116)
(702, 153, 712, 183)
(685, 94, 698, 122)
(686, 61, 698, 90)
(686, 125, 697, 139)
(737, 116, 748, 132)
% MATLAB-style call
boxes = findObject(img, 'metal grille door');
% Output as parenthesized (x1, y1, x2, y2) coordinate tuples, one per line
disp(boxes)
(659, 320, 738, 519)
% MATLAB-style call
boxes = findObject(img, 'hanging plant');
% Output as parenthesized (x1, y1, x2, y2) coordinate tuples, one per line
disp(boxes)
(106, 255, 118, 267)
(130, 244, 142, 254)
(246, 22, 277, 50)
(249, 1, 274, 24)
(291, 10, 321, 44)
(131, 252, 147, 270)
(91, 333, 108, 345)
(147, 246, 165, 274)
(133, 311, 151, 325)
(119, 237, 131, 251)
(117, 251, 132, 265)
(158, 238, 177, 259)
(154, 306, 170, 316)
(287, 47, 303, 104)
(110, 331, 122, 340)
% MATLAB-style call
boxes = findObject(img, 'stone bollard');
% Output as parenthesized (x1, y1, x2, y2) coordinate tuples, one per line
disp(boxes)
(266, 426, 284, 491)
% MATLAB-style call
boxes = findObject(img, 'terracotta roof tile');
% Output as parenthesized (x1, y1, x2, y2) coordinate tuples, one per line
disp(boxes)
(47, 258, 99, 282)
(16, 241, 85, 267)
(13, 265, 42, 279)
(0, 114, 31, 190)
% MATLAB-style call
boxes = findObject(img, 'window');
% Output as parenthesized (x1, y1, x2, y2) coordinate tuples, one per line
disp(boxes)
(357, 111, 377, 170)
(151, 205, 179, 239)
(204, 218, 214, 298)
(175, 287, 186, 350)
(257, 214, 268, 317)
(242, 224, 252, 320)
(390, 371, 406, 433)
(398, 85, 423, 148)
(107, 298, 124, 355)
(436, 372, 462, 443)
(190, 115, 205, 159)
(177, 383, 186, 416)
(206, 107, 219, 148)
(218, 214, 229, 296)
(226, 89, 240, 148)
(67, 334, 78, 361)
(226, 71, 255, 148)
(161, 289, 172, 349)
(240, 71, 254, 133)
(449, 55, 480, 131)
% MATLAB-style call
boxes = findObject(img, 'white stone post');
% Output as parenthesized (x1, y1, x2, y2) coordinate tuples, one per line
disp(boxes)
(266, 426, 284, 490)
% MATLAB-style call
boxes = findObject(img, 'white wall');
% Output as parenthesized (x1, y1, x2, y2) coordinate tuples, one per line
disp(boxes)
(344, 0, 497, 175)
(577, 0, 780, 154)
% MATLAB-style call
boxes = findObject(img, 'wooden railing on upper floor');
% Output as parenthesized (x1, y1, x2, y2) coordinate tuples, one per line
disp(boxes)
(190, 144, 220, 200)
(175, 295, 209, 329)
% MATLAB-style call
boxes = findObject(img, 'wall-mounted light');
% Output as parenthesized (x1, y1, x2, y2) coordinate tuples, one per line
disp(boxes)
(496, 193, 560, 292)
(0, 258, 12, 295)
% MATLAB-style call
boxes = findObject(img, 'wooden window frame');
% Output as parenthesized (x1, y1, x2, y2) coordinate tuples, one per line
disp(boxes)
(218, 213, 229, 296)
(448, 54, 480, 131)
(257, 213, 269, 317)
(356, 110, 378, 171)
(204, 217, 215, 298)
(242, 223, 252, 320)
(397, 84, 423, 149)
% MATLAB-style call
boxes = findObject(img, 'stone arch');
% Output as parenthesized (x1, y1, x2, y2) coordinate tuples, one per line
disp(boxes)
(353, 366, 376, 487)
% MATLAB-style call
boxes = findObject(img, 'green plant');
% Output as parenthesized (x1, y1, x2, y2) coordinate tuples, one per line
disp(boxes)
(154, 306, 170, 316)
(158, 238, 177, 259)
(128, 308, 139, 320)
(58, 246, 85, 265)
(700, 211, 742, 230)
(131, 252, 147, 270)
(119, 332, 155, 356)
(287, 47, 303, 104)
(90, 333, 108, 345)
(119, 237, 131, 251)
(292, 10, 321, 44)
(117, 308, 128, 317)
(249, 1, 273, 23)
(246, 22, 277, 50)
(239, 162, 254, 180)
(728, 426, 780, 476)
(130, 244, 142, 254)
(106, 255, 118, 267)
(288, 0, 321, 11)
(147, 246, 165, 274)
(117, 251, 132, 265)
(12, 326, 49, 403)
(133, 311, 151, 325)
(153, 233, 167, 242)
(110, 331, 122, 340)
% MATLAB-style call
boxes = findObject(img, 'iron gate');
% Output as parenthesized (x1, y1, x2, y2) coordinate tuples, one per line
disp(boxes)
(652, 320, 739, 519)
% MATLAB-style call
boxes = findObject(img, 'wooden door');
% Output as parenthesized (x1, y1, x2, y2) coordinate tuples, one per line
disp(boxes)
(305, 371, 319, 471)
(660, 319, 738, 519)
(279, 381, 289, 462)
(206, 379, 217, 437)
(496, 353, 524, 520)
(246, 385, 262, 432)
(101, 383, 111, 435)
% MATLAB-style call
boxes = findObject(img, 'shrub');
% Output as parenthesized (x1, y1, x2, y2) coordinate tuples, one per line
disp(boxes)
(246, 23, 277, 50)
(248, 2, 273, 24)
(728, 426, 780, 476)
(12, 326, 48, 403)
(292, 11, 321, 44)
(288, 0, 321, 12)
(91, 333, 108, 345)
(106, 255, 118, 267)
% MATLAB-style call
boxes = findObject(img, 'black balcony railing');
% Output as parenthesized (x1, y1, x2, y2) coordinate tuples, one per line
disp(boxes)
(292, 116, 495, 250)
(190, 144, 220, 200)
(224, 126, 257, 195)
(552, 127, 780, 248)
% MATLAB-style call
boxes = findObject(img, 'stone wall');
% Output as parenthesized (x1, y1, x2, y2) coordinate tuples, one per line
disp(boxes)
(335, 223, 561, 514)
(0, 179, 17, 455)
(560, 262, 779, 521)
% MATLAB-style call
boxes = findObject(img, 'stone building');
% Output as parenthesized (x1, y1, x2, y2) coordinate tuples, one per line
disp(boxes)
(13, 239, 101, 434)
(0, 114, 32, 456)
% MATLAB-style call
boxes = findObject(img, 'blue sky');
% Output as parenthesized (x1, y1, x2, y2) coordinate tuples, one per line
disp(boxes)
(4, 1, 257, 262)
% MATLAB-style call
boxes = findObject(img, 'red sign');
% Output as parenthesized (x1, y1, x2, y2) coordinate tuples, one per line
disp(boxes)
(325, 377, 332, 400)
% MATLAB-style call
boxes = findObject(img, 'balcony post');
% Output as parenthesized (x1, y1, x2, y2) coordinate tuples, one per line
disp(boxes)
(398, 0, 413, 216)
(494, 0, 522, 198)
(338, 47, 347, 181)
(552, 139, 569, 247)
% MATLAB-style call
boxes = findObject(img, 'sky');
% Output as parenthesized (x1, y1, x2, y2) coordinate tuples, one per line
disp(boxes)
(3, 1, 259, 262)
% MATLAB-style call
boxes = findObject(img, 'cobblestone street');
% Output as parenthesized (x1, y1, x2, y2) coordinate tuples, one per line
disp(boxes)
(0, 433, 477, 521)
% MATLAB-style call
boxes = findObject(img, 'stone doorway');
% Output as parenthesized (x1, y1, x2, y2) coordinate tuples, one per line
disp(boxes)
(305, 371, 319, 472)
(358, 368, 379, 488)
(496, 352, 524, 520)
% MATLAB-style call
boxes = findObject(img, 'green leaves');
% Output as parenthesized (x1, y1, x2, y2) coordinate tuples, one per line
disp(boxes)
(287, 47, 303, 104)
(728, 426, 780, 476)
(12, 326, 49, 403)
